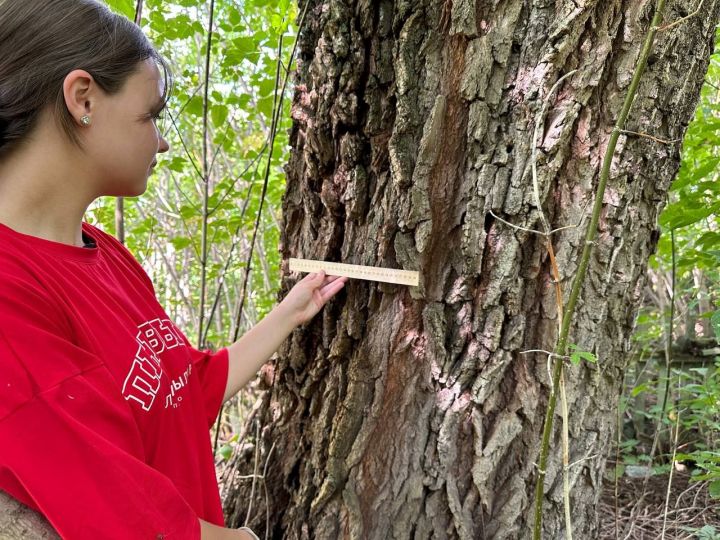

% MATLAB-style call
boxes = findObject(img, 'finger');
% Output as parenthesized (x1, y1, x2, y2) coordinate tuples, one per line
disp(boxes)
(320, 278, 346, 302)
(301, 270, 325, 283)
(320, 275, 346, 292)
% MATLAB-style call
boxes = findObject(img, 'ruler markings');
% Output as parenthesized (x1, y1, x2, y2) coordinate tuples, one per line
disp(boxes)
(289, 258, 419, 287)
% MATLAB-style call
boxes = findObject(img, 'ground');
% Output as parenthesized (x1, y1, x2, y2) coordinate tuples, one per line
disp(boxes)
(600, 467, 720, 539)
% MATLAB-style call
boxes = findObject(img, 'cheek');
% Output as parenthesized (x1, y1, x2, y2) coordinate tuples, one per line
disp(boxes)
(143, 124, 161, 151)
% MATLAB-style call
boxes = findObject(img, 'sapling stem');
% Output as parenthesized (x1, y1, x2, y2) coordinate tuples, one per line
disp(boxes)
(532, 1, 668, 537)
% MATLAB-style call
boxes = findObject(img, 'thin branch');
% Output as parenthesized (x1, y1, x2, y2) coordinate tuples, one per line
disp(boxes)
(202, 181, 256, 346)
(230, 1, 311, 346)
(168, 110, 204, 181)
(560, 369, 572, 540)
(209, 141, 269, 216)
(620, 129, 681, 145)
(531, 70, 578, 235)
(114, 0, 146, 245)
(489, 198, 590, 238)
(262, 442, 276, 540)
(196, 0, 216, 348)
(657, 0, 705, 31)
(530, 69, 577, 540)
(533, 1, 668, 536)
(136, 204, 197, 319)
(642, 229, 677, 492)
(488, 209, 547, 236)
(244, 422, 261, 526)
(168, 169, 200, 212)
(660, 410, 682, 539)
(176, 81, 206, 117)
(520, 349, 569, 360)
(661, 229, 680, 540)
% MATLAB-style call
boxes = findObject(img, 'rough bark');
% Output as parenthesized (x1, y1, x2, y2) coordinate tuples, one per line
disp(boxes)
(0, 491, 58, 539)
(221, 1, 720, 538)
(221, 0, 720, 539)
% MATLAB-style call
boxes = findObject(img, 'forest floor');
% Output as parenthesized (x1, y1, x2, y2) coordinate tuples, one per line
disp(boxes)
(599, 470, 720, 539)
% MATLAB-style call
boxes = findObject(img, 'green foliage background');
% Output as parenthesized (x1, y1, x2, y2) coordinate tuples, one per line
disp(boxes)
(621, 30, 720, 496)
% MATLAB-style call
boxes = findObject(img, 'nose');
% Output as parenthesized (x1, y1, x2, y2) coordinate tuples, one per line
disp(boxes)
(158, 133, 170, 154)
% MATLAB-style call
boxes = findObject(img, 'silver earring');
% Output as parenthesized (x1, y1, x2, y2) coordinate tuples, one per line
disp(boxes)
(80, 115, 91, 126)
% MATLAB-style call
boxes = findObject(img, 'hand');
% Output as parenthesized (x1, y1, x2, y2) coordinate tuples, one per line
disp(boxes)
(280, 271, 348, 326)
(237, 527, 260, 540)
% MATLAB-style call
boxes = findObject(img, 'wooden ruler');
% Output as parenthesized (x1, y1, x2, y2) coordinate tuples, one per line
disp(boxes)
(289, 258, 419, 287)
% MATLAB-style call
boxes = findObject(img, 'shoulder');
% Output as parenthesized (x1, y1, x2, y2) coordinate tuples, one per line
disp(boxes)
(83, 222, 157, 294)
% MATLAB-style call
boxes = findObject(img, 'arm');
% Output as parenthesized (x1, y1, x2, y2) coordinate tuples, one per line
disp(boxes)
(199, 519, 258, 539)
(223, 271, 347, 402)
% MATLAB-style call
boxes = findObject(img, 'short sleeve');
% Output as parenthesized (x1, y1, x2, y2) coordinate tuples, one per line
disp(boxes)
(186, 347, 229, 428)
(0, 276, 201, 539)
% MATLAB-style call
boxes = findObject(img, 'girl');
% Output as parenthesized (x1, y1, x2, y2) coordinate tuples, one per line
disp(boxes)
(0, 0, 347, 538)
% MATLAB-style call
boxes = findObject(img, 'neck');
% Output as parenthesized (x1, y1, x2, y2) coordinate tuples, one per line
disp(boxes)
(0, 132, 95, 248)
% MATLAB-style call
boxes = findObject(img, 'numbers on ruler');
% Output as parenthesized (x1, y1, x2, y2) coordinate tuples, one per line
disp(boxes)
(289, 258, 418, 286)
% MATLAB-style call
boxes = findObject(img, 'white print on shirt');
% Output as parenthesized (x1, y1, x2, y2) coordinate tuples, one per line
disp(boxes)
(165, 362, 192, 409)
(121, 318, 185, 412)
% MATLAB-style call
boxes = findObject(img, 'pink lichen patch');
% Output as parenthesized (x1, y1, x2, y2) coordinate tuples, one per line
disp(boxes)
(572, 109, 593, 160)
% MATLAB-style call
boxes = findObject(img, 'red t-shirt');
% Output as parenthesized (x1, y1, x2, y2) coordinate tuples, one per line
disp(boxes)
(0, 222, 229, 539)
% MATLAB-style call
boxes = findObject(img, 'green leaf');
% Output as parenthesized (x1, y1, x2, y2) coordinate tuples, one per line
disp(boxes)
(105, 0, 135, 18)
(185, 96, 204, 118)
(167, 156, 188, 173)
(171, 237, 192, 250)
(568, 344, 597, 365)
(660, 201, 720, 229)
(219, 444, 233, 461)
(710, 480, 720, 499)
(712, 311, 720, 340)
(211, 104, 230, 127)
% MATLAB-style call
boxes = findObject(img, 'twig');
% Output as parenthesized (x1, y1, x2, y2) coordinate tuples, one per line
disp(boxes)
(489, 199, 591, 238)
(567, 452, 598, 469)
(215, 2, 311, 455)
(657, 0, 705, 31)
(560, 368, 572, 540)
(531, 70, 578, 236)
(661, 409, 682, 539)
(245, 422, 261, 526)
(620, 129, 681, 145)
(230, 1, 310, 345)
(615, 384, 622, 540)
(262, 442, 276, 540)
(489, 209, 548, 236)
(520, 349, 568, 359)
(196, 0, 217, 348)
(531, 72, 574, 537)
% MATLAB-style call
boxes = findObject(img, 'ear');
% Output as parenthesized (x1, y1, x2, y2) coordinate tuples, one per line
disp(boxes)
(62, 70, 96, 126)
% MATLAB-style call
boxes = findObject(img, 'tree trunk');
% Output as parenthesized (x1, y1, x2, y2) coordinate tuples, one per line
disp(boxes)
(0, 491, 58, 539)
(220, 0, 720, 538)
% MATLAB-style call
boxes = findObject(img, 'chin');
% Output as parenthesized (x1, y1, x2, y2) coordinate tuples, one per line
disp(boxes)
(105, 180, 149, 198)
(128, 182, 149, 197)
